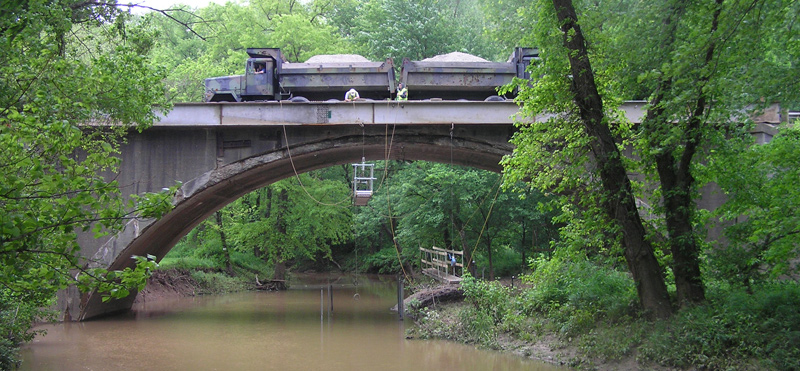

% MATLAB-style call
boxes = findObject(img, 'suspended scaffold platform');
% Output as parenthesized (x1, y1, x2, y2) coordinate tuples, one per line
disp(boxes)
(420, 246, 463, 284)
(352, 159, 376, 206)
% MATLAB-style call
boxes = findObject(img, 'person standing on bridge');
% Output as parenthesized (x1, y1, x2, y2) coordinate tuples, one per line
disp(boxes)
(396, 83, 408, 101)
(345, 88, 360, 102)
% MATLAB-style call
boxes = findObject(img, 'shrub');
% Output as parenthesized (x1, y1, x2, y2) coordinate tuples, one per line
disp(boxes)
(458, 306, 499, 348)
(638, 282, 800, 370)
(361, 247, 414, 274)
(461, 274, 513, 325)
(230, 252, 272, 275)
(522, 256, 638, 336)
(158, 256, 217, 270)
(473, 245, 524, 278)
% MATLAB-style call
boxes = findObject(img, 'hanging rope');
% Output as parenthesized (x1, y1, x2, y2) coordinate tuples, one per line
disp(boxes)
(449, 123, 455, 251)
(281, 125, 352, 207)
(464, 176, 503, 272)
(382, 123, 410, 281)
(352, 202, 361, 300)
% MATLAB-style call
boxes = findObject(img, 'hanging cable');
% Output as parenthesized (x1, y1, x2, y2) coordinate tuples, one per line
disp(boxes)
(372, 111, 410, 282)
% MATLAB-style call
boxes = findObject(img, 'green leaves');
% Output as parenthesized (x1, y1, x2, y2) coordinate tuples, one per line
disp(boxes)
(207, 174, 353, 268)
(0, 0, 172, 360)
(79, 255, 159, 303)
(708, 125, 800, 285)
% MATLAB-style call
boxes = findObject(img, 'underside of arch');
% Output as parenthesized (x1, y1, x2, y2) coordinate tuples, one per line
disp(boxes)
(78, 130, 513, 320)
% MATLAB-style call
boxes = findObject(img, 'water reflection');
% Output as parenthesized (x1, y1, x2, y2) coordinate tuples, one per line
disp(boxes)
(20, 275, 567, 371)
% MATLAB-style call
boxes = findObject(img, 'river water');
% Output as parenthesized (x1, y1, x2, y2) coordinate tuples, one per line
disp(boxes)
(20, 275, 566, 370)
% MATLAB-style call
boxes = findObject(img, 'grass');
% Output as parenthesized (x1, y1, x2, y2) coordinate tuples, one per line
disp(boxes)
(156, 250, 274, 295)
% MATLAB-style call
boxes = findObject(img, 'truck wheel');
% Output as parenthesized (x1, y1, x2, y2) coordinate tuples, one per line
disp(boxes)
(289, 96, 310, 103)
(484, 95, 505, 102)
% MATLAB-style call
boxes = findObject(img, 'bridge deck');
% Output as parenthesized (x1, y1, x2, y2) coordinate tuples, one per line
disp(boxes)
(152, 100, 651, 127)
(422, 268, 462, 284)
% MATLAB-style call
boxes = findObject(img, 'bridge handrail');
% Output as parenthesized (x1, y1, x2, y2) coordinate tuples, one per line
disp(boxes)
(420, 245, 463, 277)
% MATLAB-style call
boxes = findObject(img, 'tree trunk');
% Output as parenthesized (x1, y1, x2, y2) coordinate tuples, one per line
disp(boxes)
(520, 219, 527, 270)
(485, 232, 494, 280)
(273, 260, 287, 281)
(552, 0, 673, 318)
(215, 211, 233, 276)
(655, 151, 706, 306)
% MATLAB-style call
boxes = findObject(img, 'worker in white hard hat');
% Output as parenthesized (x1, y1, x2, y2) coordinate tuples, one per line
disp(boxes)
(345, 88, 360, 102)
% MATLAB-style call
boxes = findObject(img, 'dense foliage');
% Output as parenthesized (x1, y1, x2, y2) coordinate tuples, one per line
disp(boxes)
(413, 268, 800, 369)
(501, 0, 800, 317)
(1, 0, 174, 366)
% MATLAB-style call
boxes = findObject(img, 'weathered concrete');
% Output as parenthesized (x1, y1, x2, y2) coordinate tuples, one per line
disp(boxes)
(66, 100, 786, 320)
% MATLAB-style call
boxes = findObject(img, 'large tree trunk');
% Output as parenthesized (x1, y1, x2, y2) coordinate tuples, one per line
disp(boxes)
(552, 0, 673, 318)
(273, 260, 287, 281)
(655, 149, 706, 306)
(642, 0, 723, 308)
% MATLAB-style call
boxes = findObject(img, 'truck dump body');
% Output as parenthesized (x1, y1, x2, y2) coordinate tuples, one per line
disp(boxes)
(400, 48, 537, 101)
(400, 60, 518, 100)
(280, 60, 395, 101)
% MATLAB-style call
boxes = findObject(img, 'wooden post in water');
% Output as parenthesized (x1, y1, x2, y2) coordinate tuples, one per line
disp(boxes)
(396, 274, 404, 320)
(320, 289, 324, 322)
(328, 284, 333, 314)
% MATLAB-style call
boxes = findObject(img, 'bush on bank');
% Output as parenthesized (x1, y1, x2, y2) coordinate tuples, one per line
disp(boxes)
(0, 290, 55, 370)
(411, 258, 800, 370)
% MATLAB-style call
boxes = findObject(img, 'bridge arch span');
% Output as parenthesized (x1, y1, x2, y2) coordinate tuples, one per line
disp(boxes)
(77, 123, 514, 320)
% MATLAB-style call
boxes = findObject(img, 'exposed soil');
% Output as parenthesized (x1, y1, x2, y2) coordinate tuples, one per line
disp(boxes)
(133, 269, 200, 303)
(134, 269, 286, 304)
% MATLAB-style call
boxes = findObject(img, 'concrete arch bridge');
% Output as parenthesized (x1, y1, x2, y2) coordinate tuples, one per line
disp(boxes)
(62, 100, 781, 320)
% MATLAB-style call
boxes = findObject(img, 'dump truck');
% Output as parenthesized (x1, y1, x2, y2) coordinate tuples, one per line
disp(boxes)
(399, 47, 538, 101)
(204, 48, 397, 102)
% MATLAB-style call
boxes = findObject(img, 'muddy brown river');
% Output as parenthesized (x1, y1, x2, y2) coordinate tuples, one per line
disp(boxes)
(20, 275, 566, 370)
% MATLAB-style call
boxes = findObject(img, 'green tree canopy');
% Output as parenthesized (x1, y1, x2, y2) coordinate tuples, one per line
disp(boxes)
(502, 0, 799, 317)
(1, 0, 174, 365)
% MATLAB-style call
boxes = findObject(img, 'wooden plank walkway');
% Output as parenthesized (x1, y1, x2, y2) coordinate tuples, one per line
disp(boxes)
(422, 268, 462, 284)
